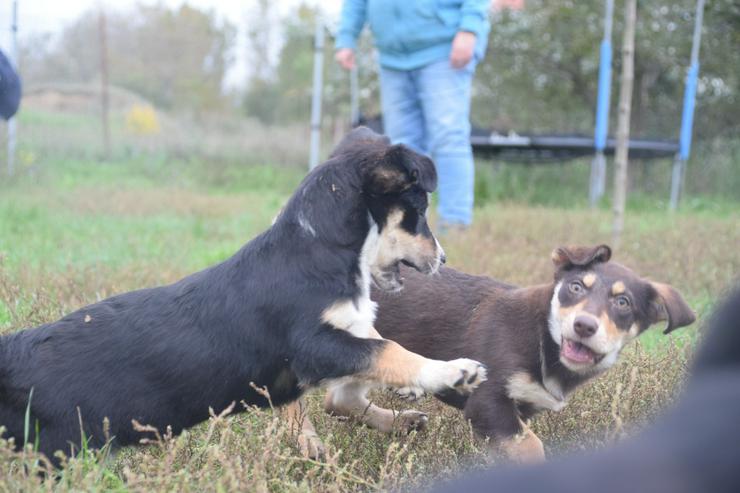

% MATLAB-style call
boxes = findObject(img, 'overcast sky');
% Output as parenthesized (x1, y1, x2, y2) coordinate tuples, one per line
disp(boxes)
(0, 0, 344, 89)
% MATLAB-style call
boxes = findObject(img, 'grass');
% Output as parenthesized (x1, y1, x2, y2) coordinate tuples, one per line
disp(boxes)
(0, 108, 738, 490)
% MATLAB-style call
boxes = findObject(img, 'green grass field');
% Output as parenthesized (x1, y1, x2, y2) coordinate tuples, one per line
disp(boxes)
(0, 108, 738, 491)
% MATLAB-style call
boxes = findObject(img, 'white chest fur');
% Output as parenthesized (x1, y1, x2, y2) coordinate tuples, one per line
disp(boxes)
(320, 214, 379, 338)
(321, 296, 377, 338)
(507, 372, 567, 412)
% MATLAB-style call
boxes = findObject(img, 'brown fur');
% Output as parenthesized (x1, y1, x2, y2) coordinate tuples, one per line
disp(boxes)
(357, 245, 695, 462)
(499, 421, 546, 463)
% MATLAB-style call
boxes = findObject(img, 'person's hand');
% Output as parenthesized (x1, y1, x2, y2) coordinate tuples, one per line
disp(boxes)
(335, 48, 356, 70)
(450, 31, 476, 69)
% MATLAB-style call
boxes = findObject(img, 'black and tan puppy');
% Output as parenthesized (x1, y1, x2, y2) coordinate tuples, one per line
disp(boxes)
(0, 127, 486, 464)
(324, 244, 695, 461)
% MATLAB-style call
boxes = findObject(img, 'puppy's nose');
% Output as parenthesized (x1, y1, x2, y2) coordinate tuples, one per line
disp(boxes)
(440, 251, 447, 264)
(574, 315, 598, 338)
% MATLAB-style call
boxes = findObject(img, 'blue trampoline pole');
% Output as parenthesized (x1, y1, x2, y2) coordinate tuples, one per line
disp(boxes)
(670, 0, 705, 210)
(589, 0, 614, 207)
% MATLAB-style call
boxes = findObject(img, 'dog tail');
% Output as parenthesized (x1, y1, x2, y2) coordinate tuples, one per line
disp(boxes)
(691, 283, 740, 376)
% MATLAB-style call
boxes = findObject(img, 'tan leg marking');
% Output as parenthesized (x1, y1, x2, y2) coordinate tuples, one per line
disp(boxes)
(282, 398, 325, 460)
(362, 340, 428, 388)
(365, 336, 487, 398)
(497, 421, 546, 463)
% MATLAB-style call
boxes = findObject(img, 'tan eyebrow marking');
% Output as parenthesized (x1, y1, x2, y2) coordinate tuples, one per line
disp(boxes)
(611, 281, 626, 295)
(583, 273, 596, 288)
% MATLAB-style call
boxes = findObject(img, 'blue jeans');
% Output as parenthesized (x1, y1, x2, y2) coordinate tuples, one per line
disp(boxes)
(380, 58, 476, 225)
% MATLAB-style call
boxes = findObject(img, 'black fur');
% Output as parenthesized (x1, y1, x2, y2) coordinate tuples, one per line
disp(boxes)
(0, 127, 437, 463)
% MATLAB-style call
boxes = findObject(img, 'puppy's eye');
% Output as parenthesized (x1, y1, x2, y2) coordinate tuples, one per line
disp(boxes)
(568, 280, 584, 294)
(615, 295, 631, 310)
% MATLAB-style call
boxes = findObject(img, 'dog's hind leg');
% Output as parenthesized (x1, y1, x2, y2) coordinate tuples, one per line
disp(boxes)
(282, 397, 325, 460)
(324, 379, 429, 434)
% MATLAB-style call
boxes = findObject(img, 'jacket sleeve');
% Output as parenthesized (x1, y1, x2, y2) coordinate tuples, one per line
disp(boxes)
(336, 0, 368, 50)
(458, 0, 491, 38)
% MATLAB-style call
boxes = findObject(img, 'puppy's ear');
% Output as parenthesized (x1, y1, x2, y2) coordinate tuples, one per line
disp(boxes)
(648, 282, 696, 334)
(330, 126, 390, 158)
(366, 144, 437, 194)
(551, 244, 612, 270)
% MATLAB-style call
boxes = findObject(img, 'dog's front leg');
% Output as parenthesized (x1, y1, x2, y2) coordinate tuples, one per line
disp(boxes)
(282, 397, 325, 460)
(362, 337, 488, 398)
(294, 326, 485, 418)
(464, 385, 545, 463)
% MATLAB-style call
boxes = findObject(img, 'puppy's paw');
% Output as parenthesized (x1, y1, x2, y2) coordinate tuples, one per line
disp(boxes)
(393, 410, 429, 434)
(419, 358, 487, 395)
(395, 386, 426, 401)
(450, 358, 488, 394)
(298, 430, 325, 461)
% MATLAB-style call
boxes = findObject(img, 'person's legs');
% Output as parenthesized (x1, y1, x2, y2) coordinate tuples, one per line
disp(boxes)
(379, 66, 426, 153)
(417, 59, 477, 226)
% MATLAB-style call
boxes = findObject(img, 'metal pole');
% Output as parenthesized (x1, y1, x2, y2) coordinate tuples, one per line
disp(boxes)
(7, 0, 18, 176)
(589, 0, 614, 207)
(670, 0, 705, 210)
(308, 19, 325, 170)
(350, 64, 359, 127)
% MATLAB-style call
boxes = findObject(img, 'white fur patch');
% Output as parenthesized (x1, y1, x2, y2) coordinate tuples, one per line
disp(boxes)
(297, 212, 316, 237)
(416, 358, 486, 394)
(358, 215, 380, 296)
(548, 281, 564, 346)
(321, 297, 377, 338)
(321, 214, 379, 338)
(507, 372, 566, 412)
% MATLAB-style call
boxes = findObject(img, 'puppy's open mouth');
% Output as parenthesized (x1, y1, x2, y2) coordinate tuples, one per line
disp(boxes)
(560, 338, 605, 366)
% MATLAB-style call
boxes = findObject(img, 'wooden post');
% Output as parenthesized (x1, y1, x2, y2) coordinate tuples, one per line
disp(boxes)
(308, 19, 324, 169)
(99, 9, 111, 159)
(7, 0, 18, 176)
(350, 64, 359, 127)
(612, 0, 636, 247)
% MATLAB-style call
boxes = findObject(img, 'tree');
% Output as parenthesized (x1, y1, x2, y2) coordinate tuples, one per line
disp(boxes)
(111, 5, 235, 113)
(20, 4, 236, 115)
(613, 0, 637, 246)
(472, 0, 739, 140)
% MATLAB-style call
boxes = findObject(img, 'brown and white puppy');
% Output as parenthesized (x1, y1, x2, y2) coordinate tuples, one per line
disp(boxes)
(323, 244, 695, 462)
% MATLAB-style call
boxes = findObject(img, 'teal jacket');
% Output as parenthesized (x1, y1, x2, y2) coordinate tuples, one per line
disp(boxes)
(336, 0, 490, 70)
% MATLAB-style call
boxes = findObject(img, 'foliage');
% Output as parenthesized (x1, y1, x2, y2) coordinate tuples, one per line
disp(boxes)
(241, 0, 738, 138)
(20, 5, 236, 114)
(473, 0, 739, 139)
